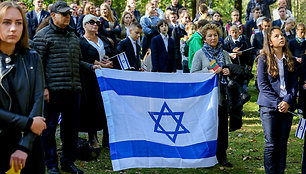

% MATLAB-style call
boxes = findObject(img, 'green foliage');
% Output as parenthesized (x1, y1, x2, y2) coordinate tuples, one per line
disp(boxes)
(211, 0, 234, 24)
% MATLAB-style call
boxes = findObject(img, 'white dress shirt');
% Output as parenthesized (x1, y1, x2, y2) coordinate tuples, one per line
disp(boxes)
(160, 33, 168, 52)
(35, 10, 42, 23)
(128, 36, 137, 58)
(272, 9, 294, 21)
(274, 54, 287, 97)
(85, 36, 105, 62)
(125, 26, 130, 37)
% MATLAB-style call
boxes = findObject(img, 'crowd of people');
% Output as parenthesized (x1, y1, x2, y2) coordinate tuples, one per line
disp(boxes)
(0, 0, 305, 173)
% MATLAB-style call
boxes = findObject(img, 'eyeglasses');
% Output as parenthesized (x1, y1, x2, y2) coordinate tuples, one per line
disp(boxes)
(86, 20, 101, 26)
(58, 11, 71, 16)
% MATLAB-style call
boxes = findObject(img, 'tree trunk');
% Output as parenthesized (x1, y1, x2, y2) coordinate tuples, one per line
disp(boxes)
(286, 0, 292, 11)
(192, 0, 197, 21)
(234, 0, 242, 22)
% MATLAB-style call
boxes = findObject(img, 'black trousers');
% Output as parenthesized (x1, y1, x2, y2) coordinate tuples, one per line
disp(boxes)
(42, 90, 81, 168)
(0, 130, 44, 174)
(216, 102, 229, 162)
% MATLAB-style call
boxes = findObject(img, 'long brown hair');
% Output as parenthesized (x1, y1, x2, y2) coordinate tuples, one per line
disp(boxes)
(258, 26, 294, 78)
(120, 11, 132, 25)
(0, 1, 29, 49)
(100, 3, 115, 23)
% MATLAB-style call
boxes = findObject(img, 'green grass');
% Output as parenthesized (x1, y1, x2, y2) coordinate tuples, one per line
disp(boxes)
(57, 72, 305, 174)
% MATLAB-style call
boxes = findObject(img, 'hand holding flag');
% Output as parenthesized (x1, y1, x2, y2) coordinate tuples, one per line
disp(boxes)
(209, 60, 220, 72)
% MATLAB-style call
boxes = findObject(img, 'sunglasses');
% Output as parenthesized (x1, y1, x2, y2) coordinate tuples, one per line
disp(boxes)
(87, 20, 101, 26)
(58, 11, 71, 16)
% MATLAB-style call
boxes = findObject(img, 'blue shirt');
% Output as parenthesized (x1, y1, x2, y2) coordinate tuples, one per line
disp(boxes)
(140, 15, 160, 35)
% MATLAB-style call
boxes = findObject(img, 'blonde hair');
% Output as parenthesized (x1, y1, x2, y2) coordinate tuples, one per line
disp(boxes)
(179, 11, 191, 24)
(200, 23, 220, 38)
(84, 2, 94, 15)
(0, 1, 29, 49)
(229, 25, 239, 32)
(100, 3, 115, 23)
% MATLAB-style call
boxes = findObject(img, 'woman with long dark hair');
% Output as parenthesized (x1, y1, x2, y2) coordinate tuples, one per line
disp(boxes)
(0, 1, 46, 173)
(257, 26, 298, 174)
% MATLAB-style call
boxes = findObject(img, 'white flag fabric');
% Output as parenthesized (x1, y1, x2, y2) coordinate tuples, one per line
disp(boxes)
(296, 118, 306, 139)
(96, 69, 219, 171)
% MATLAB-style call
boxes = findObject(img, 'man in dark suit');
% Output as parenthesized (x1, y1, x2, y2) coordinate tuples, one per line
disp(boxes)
(151, 19, 176, 72)
(117, 23, 142, 70)
(245, 0, 276, 21)
(252, 17, 271, 56)
(272, 6, 287, 27)
(245, 6, 261, 39)
(69, 2, 79, 36)
(26, 0, 50, 39)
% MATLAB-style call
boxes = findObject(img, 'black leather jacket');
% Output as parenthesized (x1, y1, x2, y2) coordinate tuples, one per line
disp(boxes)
(0, 49, 44, 152)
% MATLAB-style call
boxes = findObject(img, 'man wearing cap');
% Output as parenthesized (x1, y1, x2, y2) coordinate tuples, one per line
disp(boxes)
(26, 0, 50, 39)
(33, 1, 100, 174)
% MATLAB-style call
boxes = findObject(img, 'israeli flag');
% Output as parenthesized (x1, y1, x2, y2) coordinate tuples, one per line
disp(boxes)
(296, 118, 306, 139)
(117, 52, 130, 70)
(96, 69, 219, 171)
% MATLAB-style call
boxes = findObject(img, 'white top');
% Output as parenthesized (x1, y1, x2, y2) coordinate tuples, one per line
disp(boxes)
(35, 10, 42, 23)
(160, 33, 168, 52)
(125, 26, 130, 36)
(281, 20, 286, 26)
(128, 36, 137, 58)
(72, 16, 78, 25)
(272, 9, 294, 21)
(274, 54, 287, 97)
(85, 36, 105, 62)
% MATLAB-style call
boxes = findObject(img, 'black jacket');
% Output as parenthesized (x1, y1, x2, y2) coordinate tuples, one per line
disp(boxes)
(26, 9, 50, 40)
(172, 24, 187, 70)
(224, 35, 250, 66)
(251, 31, 264, 56)
(98, 17, 121, 47)
(272, 19, 283, 28)
(0, 49, 44, 152)
(151, 34, 176, 72)
(33, 19, 92, 92)
(117, 37, 141, 70)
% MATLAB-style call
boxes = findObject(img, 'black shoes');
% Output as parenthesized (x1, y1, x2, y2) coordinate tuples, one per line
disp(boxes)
(47, 167, 60, 174)
(61, 164, 84, 174)
(219, 160, 233, 167)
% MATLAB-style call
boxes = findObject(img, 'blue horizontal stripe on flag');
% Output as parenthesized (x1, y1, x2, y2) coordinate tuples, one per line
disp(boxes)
(97, 75, 217, 99)
(110, 140, 217, 160)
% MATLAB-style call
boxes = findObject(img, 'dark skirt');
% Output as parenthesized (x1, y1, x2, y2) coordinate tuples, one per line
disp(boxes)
(79, 70, 106, 132)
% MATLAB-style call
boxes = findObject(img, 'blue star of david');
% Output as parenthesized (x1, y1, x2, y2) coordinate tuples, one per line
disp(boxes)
(148, 102, 190, 143)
